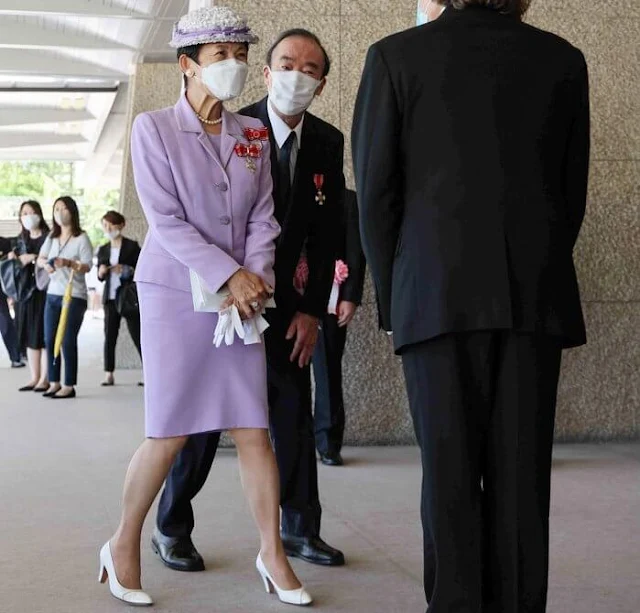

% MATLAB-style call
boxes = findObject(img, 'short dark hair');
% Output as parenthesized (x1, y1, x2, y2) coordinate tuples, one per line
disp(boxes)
(51, 195, 83, 239)
(102, 210, 126, 226)
(266, 29, 331, 78)
(436, 0, 531, 18)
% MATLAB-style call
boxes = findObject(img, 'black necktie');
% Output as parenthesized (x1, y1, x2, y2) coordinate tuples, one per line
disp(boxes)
(278, 132, 296, 209)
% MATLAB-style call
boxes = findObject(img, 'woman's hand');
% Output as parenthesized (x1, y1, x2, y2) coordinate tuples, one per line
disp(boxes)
(54, 257, 70, 269)
(7, 251, 16, 260)
(226, 269, 273, 320)
(18, 253, 35, 266)
(98, 264, 109, 278)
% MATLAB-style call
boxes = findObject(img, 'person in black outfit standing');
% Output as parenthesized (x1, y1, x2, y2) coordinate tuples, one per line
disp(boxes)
(0, 235, 24, 368)
(11, 200, 50, 390)
(96, 210, 142, 387)
(153, 28, 346, 572)
(353, 1, 590, 612)
(313, 188, 366, 466)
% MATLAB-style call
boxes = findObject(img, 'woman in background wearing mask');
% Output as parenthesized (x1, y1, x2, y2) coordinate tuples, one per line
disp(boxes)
(96, 210, 142, 387)
(10, 200, 50, 391)
(97, 7, 309, 608)
(37, 196, 93, 399)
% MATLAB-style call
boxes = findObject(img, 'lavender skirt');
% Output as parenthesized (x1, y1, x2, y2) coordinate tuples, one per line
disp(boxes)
(138, 282, 269, 438)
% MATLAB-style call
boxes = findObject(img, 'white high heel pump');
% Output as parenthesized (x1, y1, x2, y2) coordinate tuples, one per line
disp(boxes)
(256, 553, 313, 606)
(99, 542, 154, 607)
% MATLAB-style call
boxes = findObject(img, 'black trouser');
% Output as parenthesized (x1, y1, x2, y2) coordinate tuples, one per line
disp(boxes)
(401, 331, 562, 613)
(312, 314, 347, 455)
(0, 291, 21, 363)
(157, 316, 322, 539)
(103, 300, 142, 372)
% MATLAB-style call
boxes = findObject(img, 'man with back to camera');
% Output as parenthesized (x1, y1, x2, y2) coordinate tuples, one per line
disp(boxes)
(153, 28, 347, 571)
(353, 0, 590, 611)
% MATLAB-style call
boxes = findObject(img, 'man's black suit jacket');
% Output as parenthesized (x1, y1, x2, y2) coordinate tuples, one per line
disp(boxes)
(352, 6, 590, 352)
(338, 189, 366, 306)
(241, 98, 346, 324)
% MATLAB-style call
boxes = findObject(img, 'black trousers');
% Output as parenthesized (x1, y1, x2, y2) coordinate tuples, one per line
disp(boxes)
(157, 316, 322, 539)
(103, 300, 142, 372)
(312, 314, 347, 455)
(401, 331, 562, 613)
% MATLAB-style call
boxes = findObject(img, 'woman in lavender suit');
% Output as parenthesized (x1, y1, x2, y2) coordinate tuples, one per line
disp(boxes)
(98, 7, 311, 608)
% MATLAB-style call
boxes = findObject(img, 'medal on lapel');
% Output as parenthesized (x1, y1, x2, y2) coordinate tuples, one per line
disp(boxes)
(234, 128, 269, 174)
(314, 174, 326, 205)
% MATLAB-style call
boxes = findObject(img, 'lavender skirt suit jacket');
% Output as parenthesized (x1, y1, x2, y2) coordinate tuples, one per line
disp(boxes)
(131, 94, 280, 438)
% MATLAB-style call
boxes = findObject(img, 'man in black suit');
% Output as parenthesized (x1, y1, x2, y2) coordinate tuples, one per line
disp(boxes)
(312, 188, 366, 466)
(353, 1, 590, 612)
(153, 29, 346, 571)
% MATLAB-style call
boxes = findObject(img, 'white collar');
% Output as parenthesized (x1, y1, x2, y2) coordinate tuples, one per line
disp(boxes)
(267, 99, 304, 150)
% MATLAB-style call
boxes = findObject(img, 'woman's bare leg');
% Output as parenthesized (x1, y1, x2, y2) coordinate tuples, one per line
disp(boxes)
(35, 349, 48, 388)
(109, 436, 188, 589)
(25, 348, 40, 386)
(230, 428, 301, 590)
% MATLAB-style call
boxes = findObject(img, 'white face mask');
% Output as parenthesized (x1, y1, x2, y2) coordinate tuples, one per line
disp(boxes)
(268, 69, 321, 117)
(200, 59, 248, 102)
(105, 229, 121, 241)
(21, 214, 40, 231)
(54, 211, 70, 227)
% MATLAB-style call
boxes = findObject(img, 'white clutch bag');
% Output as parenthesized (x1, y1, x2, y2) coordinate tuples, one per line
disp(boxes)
(189, 270, 275, 347)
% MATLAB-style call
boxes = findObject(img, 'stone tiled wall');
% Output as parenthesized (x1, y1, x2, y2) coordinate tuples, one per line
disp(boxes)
(120, 1, 639, 441)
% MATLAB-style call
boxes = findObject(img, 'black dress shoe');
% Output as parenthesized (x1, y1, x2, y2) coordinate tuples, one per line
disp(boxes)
(11, 361, 26, 368)
(282, 534, 345, 567)
(42, 389, 61, 398)
(319, 451, 344, 466)
(19, 384, 36, 392)
(151, 529, 205, 572)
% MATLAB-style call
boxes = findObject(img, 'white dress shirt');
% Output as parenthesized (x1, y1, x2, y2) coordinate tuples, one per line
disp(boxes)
(267, 98, 304, 183)
(109, 246, 121, 301)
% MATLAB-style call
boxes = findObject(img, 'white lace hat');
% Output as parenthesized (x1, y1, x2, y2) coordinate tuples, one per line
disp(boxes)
(170, 6, 259, 49)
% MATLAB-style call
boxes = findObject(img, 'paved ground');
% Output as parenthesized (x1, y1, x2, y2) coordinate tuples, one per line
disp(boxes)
(0, 317, 638, 612)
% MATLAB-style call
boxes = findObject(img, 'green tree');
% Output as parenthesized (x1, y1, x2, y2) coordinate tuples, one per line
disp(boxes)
(0, 161, 120, 252)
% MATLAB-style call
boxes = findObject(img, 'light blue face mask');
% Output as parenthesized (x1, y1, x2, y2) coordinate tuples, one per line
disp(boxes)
(417, 1, 444, 26)
(417, 5, 428, 26)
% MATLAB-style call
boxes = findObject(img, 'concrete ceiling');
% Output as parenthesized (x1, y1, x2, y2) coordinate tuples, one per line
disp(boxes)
(0, 0, 189, 188)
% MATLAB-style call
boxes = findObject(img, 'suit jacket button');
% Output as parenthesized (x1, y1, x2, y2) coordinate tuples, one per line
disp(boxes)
(216, 182, 228, 192)
(220, 216, 231, 225)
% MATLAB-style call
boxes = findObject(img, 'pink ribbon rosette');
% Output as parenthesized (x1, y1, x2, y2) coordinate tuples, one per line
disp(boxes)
(328, 259, 349, 315)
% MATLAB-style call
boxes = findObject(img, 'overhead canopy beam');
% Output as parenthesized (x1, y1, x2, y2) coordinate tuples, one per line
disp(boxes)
(0, 107, 95, 127)
(0, 49, 127, 81)
(0, 0, 173, 20)
(0, 132, 87, 149)
(0, 20, 133, 50)
(0, 150, 83, 161)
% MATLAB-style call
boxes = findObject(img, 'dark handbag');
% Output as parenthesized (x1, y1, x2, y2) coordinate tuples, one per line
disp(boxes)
(115, 281, 139, 317)
(0, 258, 35, 303)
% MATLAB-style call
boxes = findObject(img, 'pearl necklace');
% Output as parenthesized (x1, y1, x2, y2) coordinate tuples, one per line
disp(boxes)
(196, 112, 222, 126)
